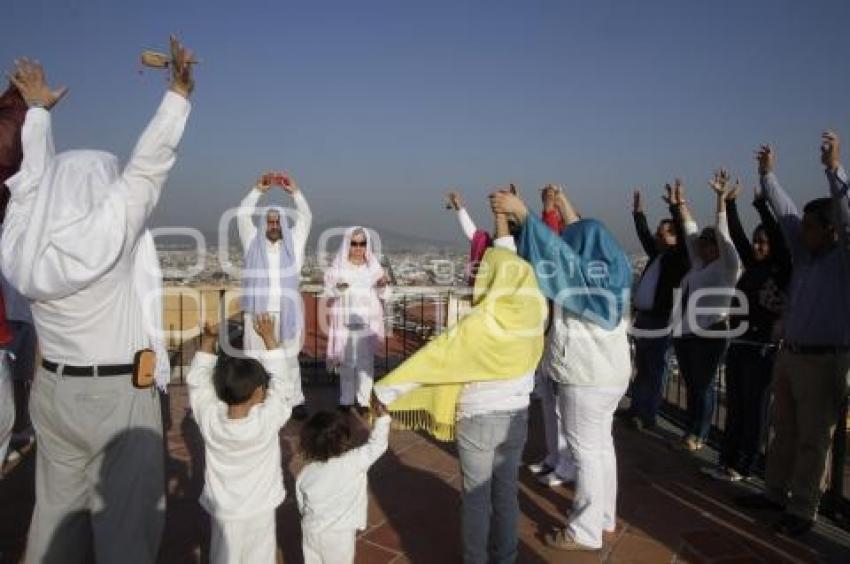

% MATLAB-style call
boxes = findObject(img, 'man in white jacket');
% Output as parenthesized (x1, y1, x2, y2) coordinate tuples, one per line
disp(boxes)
(0, 37, 194, 563)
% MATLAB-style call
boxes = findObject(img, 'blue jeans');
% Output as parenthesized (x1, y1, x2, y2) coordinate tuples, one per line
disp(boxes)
(673, 336, 728, 441)
(456, 409, 528, 564)
(629, 334, 671, 424)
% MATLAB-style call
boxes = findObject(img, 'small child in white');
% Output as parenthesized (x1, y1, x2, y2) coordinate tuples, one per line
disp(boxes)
(187, 314, 296, 564)
(296, 394, 391, 563)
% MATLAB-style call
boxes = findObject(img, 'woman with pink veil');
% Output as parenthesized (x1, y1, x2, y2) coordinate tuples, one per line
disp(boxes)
(324, 227, 390, 414)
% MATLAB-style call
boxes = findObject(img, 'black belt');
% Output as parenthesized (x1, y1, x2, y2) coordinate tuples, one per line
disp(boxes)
(41, 359, 134, 377)
(782, 343, 850, 355)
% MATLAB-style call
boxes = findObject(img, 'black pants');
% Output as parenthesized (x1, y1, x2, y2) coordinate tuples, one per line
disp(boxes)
(719, 342, 775, 476)
(673, 336, 729, 441)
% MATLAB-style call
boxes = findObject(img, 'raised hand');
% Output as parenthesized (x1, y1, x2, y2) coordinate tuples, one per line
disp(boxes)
(277, 172, 299, 195)
(489, 189, 528, 222)
(446, 191, 463, 211)
(8, 58, 68, 110)
(662, 183, 674, 205)
(255, 172, 274, 193)
(673, 178, 686, 205)
(633, 189, 644, 213)
(200, 322, 220, 353)
(709, 169, 731, 198)
(821, 130, 840, 172)
(370, 391, 389, 417)
(755, 145, 774, 176)
(253, 313, 279, 350)
(168, 34, 195, 98)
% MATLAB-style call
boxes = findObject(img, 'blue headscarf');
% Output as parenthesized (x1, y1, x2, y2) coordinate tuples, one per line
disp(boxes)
(241, 207, 301, 341)
(516, 214, 631, 330)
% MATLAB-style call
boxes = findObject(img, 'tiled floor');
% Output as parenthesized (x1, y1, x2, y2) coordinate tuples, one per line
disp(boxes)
(1, 380, 849, 563)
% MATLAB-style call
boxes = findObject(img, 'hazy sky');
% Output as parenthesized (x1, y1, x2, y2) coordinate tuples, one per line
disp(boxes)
(4, 0, 850, 251)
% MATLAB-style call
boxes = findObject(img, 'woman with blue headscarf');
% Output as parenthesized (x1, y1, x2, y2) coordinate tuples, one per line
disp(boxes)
(490, 186, 632, 553)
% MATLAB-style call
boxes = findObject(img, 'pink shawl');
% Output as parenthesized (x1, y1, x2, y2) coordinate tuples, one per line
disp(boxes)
(324, 227, 388, 369)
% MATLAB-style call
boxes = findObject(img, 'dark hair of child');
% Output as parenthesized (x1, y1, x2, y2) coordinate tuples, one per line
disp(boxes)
(300, 410, 352, 462)
(212, 353, 270, 406)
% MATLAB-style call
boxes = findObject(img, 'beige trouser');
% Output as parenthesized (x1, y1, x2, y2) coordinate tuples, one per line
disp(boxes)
(765, 350, 850, 520)
(25, 365, 165, 564)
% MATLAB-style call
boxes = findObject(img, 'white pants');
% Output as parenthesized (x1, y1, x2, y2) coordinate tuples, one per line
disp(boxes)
(244, 312, 305, 405)
(557, 382, 627, 548)
(535, 370, 574, 479)
(0, 353, 13, 465)
(302, 529, 356, 564)
(339, 329, 374, 407)
(210, 511, 276, 564)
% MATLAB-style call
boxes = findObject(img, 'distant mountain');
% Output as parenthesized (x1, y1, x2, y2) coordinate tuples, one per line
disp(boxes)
(153, 220, 463, 252)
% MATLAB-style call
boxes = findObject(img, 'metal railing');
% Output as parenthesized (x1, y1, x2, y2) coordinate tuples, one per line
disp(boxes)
(164, 286, 849, 524)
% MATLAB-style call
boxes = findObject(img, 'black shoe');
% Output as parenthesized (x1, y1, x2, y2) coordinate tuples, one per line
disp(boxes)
(291, 404, 309, 421)
(356, 405, 371, 417)
(734, 493, 785, 512)
(772, 514, 814, 537)
(337, 404, 354, 414)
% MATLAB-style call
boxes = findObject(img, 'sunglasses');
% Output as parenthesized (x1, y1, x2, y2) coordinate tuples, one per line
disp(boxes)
(350, 241, 367, 248)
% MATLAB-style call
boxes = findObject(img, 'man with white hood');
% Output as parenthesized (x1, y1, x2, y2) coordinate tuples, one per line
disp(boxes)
(0, 36, 194, 563)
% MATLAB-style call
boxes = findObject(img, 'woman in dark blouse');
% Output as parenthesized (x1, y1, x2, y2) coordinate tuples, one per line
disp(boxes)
(703, 182, 792, 481)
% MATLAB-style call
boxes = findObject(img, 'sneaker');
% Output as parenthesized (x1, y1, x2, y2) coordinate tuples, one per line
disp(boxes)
(700, 465, 743, 482)
(772, 513, 813, 537)
(537, 471, 567, 487)
(675, 435, 703, 452)
(543, 528, 600, 552)
(527, 461, 554, 475)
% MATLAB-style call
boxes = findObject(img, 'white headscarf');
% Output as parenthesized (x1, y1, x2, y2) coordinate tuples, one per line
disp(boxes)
(12, 150, 127, 299)
(6, 149, 170, 389)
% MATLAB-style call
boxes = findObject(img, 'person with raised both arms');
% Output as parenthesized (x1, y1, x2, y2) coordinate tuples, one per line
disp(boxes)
(0, 36, 194, 563)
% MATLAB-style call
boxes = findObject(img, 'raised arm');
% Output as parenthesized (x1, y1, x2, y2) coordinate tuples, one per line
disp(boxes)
(346, 409, 391, 471)
(120, 36, 194, 246)
(753, 187, 791, 272)
(186, 324, 222, 426)
(237, 179, 266, 250)
(709, 170, 742, 274)
(446, 190, 477, 240)
(632, 189, 657, 258)
(724, 183, 756, 269)
(822, 131, 850, 257)
(284, 176, 312, 271)
(0, 62, 64, 288)
(254, 313, 295, 427)
(4, 59, 65, 200)
(756, 145, 807, 261)
(669, 180, 700, 266)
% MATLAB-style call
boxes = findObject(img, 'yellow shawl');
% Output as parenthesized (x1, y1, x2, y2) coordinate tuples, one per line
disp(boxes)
(377, 247, 546, 441)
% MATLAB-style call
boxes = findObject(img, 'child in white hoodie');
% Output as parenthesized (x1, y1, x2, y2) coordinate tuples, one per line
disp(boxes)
(187, 314, 296, 564)
(296, 395, 391, 563)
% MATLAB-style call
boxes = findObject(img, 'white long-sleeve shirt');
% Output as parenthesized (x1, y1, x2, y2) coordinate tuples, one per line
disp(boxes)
(187, 349, 296, 521)
(0, 92, 190, 364)
(457, 208, 477, 241)
(677, 211, 742, 336)
(375, 236, 535, 417)
(238, 188, 312, 312)
(296, 415, 390, 533)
